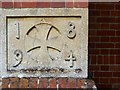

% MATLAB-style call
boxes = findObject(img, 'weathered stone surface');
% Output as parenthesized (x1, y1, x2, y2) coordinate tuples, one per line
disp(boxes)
(0, 8, 88, 78)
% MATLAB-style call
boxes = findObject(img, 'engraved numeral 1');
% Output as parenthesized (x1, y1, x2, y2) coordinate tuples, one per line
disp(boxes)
(15, 23, 20, 39)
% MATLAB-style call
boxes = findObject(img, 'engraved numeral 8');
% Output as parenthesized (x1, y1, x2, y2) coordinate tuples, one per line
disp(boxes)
(67, 22, 76, 39)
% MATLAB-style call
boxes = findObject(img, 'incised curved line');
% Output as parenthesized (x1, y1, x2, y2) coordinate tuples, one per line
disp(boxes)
(27, 46, 41, 53)
(47, 46, 61, 61)
(46, 25, 53, 40)
(47, 46, 61, 52)
(26, 23, 61, 38)
(46, 26, 61, 40)
(26, 26, 36, 35)
(13, 59, 22, 67)
(36, 23, 61, 39)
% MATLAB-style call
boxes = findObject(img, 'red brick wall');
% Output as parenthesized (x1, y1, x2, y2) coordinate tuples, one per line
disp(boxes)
(2, 78, 84, 88)
(0, 1, 88, 8)
(89, 2, 120, 88)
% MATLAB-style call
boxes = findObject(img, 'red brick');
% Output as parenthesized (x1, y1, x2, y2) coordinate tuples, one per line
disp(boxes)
(96, 3, 114, 10)
(100, 37, 110, 42)
(14, 2, 21, 8)
(110, 37, 119, 42)
(96, 43, 114, 48)
(89, 65, 100, 71)
(99, 78, 109, 83)
(101, 49, 109, 55)
(77, 79, 85, 88)
(112, 37, 120, 42)
(89, 24, 101, 29)
(103, 55, 109, 64)
(118, 17, 120, 22)
(104, 60, 110, 65)
(117, 37, 120, 42)
(101, 24, 110, 29)
(88, 43, 96, 48)
(94, 72, 102, 77)
(100, 65, 110, 71)
(39, 78, 47, 88)
(116, 31, 120, 36)
(93, 77, 99, 83)
(97, 59, 103, 64)
(109, 66, 120, 71)
(22, 2, 37, 8)
(89, 3, 96, 9)
(37, 2, 50, 8)
(110, 49, 120, 55)
(109, 78, 118, 83)
(113, 72, 120, 77)
(111, 11, 120, 16)
(89, 30, 96, 36)
(117, 78, 120, 82)
(74, 0, 88, 2)
(9, 78, 19, 88)
(67, 78, 76, 88)
(52, 0, 64, 2)
(29, 78, 38, 88)
(100, 11, 110, 16)
(66, 2, 73, 8)
(51, 2, 65, 8)
(113, 84, 120, 88)
(110, 24, 119, 30)
(58, 78, 67, 88)
(94, 71, 112, 77)
(97, 55, 103, 64)
(109, 56, 116, 64)
(2, 78, 9, 88)
(115, 3, 120, 10)
(116, 56, 120, 64)
(97, 30, 115, 36)
(97, 17, 117, 23)
(0, 1, 2, 8)
(89, 55, 97, 64)
(74, 2, 88, 8)
(20, 78, 28, 88)
(97, 84, 112, 88)
(89, 10, 100, 16)
(89, 49, 100, 55)
(49, 78, 56, 88)
(89, 16, 96, 23)
(103, 55, 109, 60)
(2, 2, 13, 8)
(101, 72, 112, 77)
(115, 43, 120, 48)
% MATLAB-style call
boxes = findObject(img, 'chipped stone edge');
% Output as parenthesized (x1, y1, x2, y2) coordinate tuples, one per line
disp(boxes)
(0, 78, 2, 89)
(0, 8, 2, 89)
(0, 8, 88, 78)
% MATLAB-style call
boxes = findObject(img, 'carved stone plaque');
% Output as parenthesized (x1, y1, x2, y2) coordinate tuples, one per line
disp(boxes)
(0, 8, 88, 77)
